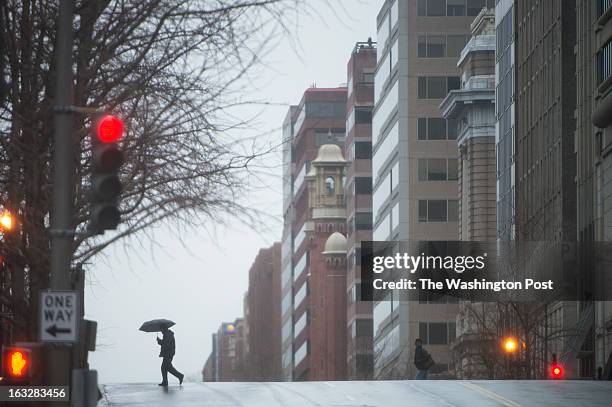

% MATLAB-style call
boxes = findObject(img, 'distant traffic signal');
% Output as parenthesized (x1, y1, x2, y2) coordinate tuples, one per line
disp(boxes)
(550, 353, 563, 379)
(90, 115, 125, 231)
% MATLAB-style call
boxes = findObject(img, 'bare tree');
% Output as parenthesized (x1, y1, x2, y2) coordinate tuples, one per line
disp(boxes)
(0, 0, 311, 341)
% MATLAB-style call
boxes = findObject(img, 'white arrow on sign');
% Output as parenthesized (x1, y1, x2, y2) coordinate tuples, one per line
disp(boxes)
(40, 291, 79, 343)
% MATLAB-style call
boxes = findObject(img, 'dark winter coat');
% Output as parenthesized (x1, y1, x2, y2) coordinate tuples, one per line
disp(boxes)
(414, 344, 430, 371)
(157, 330, 176, 358)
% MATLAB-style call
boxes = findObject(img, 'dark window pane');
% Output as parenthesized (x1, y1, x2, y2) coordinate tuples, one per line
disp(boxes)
(428, 159, 447, 180)
(427, 76, 447, 98)
(429, 323, 448, 344)
(428, 0, 446, 16)
(467, 0, 486, 16)
(428, 200, 448, 222)
(448, 159, 458, 180)
(418, 0, 427, 16)
(449, 322, 457, 341)
(355, 212, 373, 230)
(418, 200, 428, 222)
(418, 118, 428, 140)
(362, 72, 375, 84)
(355, 107, 373, 124)
(447, 35, 468, 57)
(447, 119, 458, 140)
(427, 35, 446, 57)
(428, 118, 447, 140)
(447, 76, 461, 92)
(355, 177, 373, 195)
(419, 322, 429, 344)
(447, 0, 466, 16)
(356, 319, 373, 337)
(306, 102, 346, 118)
(418, 36, 427, 58)
(448, 200, 459, 221)
(418, 159, 428, 181)
(418, 77, 427, 99)
(355, 142, 372, 159)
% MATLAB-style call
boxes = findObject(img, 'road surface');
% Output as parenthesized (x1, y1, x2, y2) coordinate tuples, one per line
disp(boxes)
(101, 380, 612, 406)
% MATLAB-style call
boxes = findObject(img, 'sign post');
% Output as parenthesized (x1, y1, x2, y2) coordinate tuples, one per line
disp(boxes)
(40, 291, 79, 343)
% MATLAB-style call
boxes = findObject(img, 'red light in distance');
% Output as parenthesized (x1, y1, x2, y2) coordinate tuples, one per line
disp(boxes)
(97, 115, 124, 143)
(551, 364, 563, 379)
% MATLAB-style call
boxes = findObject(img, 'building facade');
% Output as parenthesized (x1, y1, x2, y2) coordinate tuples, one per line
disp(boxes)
(281, 88, 348, 380)
(372, 0, 492, 379)
(244, 243, 282, 381)
(577, 0, 612, 379)
(345, 40, 376, 380)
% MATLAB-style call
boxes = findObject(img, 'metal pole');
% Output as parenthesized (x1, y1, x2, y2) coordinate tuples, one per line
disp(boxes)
(48, 0, 75, 403)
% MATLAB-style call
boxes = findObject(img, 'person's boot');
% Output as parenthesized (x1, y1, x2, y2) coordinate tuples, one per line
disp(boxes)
(158, 382, 168, 387)
(179, 373, 184, 385)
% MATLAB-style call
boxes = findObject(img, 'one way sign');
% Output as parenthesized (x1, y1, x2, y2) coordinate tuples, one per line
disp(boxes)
(40, 291, 79, 343)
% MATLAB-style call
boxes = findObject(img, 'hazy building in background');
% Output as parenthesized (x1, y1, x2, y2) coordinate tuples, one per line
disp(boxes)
(345, 39, 377, 380)
(440, 7, 497, 379)
(281, 88, 348, 380)
(207, 321, 245, 382)
(202, 333, 217, 382)
(577, 0, 612, 379)
(371, 0, 487, 379)
(244, 243, 282, 381)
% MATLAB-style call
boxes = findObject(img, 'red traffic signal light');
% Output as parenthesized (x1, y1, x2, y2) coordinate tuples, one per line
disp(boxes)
(3, 347, 30, 379)
(551, 364, 563, 379)
(97, 115, 124, 143)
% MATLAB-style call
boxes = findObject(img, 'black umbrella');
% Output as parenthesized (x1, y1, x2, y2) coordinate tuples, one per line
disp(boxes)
(139, 318, 176, 333)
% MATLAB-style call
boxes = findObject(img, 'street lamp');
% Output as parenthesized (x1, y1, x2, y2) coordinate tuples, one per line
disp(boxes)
(503, 336, 518, 353)
(0, 210, 14, 232)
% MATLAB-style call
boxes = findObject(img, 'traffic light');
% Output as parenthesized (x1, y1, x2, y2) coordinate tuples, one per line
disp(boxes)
(90, 115, 125, 231)
(2, 344, 42, 384)
(550, 353, 563, 379)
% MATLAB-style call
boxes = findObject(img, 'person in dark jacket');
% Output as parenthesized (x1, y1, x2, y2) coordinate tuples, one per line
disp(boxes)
(414, 338, 431, 380)
(157, 327, 184, 386)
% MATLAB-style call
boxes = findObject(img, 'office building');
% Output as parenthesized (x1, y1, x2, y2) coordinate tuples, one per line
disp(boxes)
(371, 0, 491, 379)
(345, 39, 377, 380)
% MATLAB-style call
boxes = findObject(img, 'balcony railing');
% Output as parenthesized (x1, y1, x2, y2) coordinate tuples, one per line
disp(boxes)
(599, 0, 612, 17)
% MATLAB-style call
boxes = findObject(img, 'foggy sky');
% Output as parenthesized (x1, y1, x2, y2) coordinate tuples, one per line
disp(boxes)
(86, 0, 378, 384)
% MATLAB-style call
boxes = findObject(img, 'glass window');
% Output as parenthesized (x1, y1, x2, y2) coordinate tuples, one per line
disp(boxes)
(428, 0, 446, 16)
(418, 118, 428, 140)
(428, 200, 448, 222)
(306, 102, 346, 118)
(447, 35, 468, 57)
(427, 35, 446, 57)
(428, 159, 447, 180)
(448, 200, 459, 222)
(419, 322, 428, 344)
(429, 323, 448, 344)
(355, 142, 372, 159)
(418, 77, 428, 99)
(449, 322, 457, 341)
(418, 36, 427, 58)
(356, 319, 373, 337)
(355, 177, 373, 195)
(447, 118, 458, 140)
(448, 159, 458, 180)
(418, 200, 428, 222)
(294, 340, 308, 365)
(429, 118, 447, 140)
(448, 76, 461, 92)
(427, 76, 447, 99)
(356, 212, 373, 230)
(355, 107, 373, 124)
(418, 159, 428, 181)
(447, 0, 466, 16)
(467, 0, 486, 16)
(417, 0, 427, 16)
(325, 176, 335, 195)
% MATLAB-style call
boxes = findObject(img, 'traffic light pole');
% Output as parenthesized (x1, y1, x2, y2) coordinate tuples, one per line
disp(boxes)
(49, 0, 76, 405)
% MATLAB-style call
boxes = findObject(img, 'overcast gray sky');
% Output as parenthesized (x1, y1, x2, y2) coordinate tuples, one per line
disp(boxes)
(87, 0, 378, 384)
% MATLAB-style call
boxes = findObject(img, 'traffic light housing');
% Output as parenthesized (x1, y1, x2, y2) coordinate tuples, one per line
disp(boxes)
(2, 343, 43, 384)
(90, 115, 125, 231)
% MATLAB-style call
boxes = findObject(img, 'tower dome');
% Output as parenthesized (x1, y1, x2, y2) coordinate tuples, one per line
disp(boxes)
(322, 232, 347, 255)
(313, 144, 346, 164)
